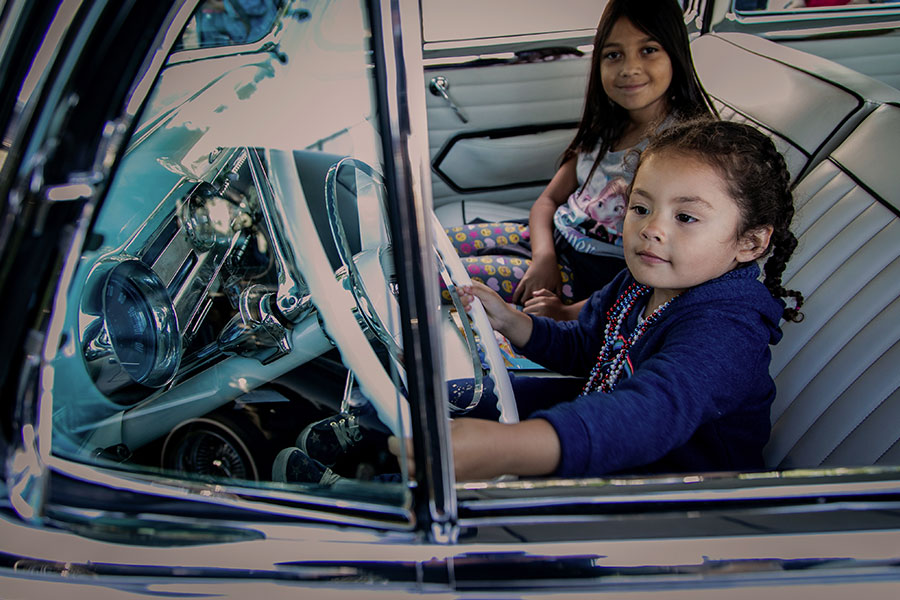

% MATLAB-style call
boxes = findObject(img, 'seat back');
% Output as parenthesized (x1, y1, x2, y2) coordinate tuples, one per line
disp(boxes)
(693, 32, 899, 183)
(763, 103, 900, 470)
(293, 150, 362, 271)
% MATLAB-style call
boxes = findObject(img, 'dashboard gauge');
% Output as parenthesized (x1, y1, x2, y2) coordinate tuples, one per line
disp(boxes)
(100, 259, 181, 388)
(181, 182, 241, 251)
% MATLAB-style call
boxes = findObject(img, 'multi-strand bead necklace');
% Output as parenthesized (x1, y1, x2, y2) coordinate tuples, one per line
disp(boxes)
(582, 282, 678, 395)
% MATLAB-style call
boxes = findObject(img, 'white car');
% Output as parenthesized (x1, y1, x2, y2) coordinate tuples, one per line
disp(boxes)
(0, 0, 898, 597)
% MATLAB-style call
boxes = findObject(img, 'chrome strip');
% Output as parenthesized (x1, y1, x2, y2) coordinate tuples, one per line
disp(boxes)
(457, 467, 900, 511)
(376, 0, 458, 542)
(459, 500, 900, 526)
(761, 19, 900, 40)
(42, 453, 414, 530)
(422, 30, 597, 54)
(422, 45, 593, 69)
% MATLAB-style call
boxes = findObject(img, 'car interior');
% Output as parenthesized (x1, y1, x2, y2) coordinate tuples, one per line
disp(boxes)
(36, 0, 900, 496)
(427, 30, 900, 473)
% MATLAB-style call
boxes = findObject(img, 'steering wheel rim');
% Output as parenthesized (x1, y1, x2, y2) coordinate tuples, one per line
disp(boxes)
(324, 157, 517, 424)
(325, 158, 404, 364)
(430, 214, 518, 424)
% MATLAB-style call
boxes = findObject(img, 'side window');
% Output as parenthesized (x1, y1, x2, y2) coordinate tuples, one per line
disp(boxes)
(721, 0, 900, 90)
(49, 1, 411, 499)
(736, 1, 900, 12)
(174, 0, 286, 50)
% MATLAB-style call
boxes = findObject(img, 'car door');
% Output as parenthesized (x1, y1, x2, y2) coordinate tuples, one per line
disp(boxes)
(420, 0, 601, 227)
(3, 2, 900, 598)
(0, 0, 458, 547)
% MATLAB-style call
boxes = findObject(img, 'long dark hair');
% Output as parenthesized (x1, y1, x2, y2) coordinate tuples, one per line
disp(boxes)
(639, 120, 804, 322)
(563, 0, 715, 166)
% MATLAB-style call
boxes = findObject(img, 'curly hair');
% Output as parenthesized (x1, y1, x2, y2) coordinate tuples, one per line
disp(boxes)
(638, 120, 804, 322)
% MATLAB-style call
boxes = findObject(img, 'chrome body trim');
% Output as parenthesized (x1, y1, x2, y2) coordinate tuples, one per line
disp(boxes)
(372, 0, 459, 542)
(14, 0, 199, 523)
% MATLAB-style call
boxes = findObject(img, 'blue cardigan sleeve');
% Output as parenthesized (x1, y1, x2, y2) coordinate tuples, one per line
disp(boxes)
(518, 271, 629, 376)
(531, 309, 776, 477)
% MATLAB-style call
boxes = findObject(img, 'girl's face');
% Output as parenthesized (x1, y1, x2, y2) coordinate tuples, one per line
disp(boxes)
(623, 151, 768, 306)
(600, 17, 673, 123)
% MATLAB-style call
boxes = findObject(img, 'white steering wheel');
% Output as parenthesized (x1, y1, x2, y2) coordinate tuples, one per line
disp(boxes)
(323, 157, 518, 425)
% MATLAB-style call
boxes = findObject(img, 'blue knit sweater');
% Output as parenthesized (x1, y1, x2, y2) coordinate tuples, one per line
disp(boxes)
(521, 264, 785, 477)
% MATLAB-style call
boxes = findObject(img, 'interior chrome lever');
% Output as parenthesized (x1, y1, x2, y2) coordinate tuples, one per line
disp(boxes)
(429, 76, 468, 124)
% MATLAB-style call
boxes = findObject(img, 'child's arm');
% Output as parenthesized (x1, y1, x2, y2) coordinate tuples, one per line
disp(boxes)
(459, 282, 533, 347)
(390, 418, 562, 481)
(512, 159, 578, 305)
(449, 418, 561, 479)
(523, 289, 586, 321)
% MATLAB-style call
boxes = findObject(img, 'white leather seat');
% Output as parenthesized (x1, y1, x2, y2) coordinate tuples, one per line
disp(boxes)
(764, 103, 900, 469)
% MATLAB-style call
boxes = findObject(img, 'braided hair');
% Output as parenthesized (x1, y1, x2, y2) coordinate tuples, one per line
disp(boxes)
(638, 120, 804, 322)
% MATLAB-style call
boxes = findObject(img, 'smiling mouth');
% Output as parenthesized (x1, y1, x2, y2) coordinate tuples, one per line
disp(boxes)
(618, 82, 647, 93)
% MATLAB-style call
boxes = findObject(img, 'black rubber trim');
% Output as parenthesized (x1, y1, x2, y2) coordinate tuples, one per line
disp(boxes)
(431, 121, 577, 194)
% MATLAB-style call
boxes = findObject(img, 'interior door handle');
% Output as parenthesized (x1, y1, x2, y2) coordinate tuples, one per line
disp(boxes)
(429, 76, 468, 124)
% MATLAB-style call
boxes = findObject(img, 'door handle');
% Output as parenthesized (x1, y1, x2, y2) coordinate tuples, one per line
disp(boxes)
(429, 76, 468, 124)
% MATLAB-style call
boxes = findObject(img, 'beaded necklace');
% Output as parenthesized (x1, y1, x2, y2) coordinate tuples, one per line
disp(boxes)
(582, 282, 678, 395)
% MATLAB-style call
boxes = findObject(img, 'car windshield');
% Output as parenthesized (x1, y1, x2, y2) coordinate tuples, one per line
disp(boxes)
(47, 0, 421, 508)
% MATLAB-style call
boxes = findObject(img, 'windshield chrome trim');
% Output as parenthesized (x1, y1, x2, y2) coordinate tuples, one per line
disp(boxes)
(42, 453, 415, 530)
(372, 0, 459, 542)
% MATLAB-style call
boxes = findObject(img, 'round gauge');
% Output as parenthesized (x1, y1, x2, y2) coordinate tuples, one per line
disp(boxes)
(181, 182, 239, 251)
(101, 259, 181, 388)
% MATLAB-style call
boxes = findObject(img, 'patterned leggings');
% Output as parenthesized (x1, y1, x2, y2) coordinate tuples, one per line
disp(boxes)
(441, 222, 575, 304)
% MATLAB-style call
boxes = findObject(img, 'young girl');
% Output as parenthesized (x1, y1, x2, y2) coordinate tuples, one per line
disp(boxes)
(445, 0, 716, 321)
(400, 120, 804, 481)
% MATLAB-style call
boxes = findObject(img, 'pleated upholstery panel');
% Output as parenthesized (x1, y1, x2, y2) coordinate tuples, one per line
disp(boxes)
(764, 105, 900, 470)
(713, 102, 806, 183)
(693, 33, 869, 178)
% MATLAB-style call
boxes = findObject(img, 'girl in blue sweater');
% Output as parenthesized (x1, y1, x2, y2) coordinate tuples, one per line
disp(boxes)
(402, 120, 805, 481)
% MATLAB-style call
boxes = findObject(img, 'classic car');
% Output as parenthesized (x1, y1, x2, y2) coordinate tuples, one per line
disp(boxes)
(1, 0, 898, 597)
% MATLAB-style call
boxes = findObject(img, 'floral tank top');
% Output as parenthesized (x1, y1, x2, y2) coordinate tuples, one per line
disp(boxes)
(552, 121, 670, 259)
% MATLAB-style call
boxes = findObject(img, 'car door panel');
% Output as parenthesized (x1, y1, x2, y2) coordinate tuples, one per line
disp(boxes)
(425, 57, 589, 226)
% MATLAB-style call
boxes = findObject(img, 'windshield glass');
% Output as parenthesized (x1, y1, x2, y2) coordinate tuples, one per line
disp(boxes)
(47, 0, 414, 508)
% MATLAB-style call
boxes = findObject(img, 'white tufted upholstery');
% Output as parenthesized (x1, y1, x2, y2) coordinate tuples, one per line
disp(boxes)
(764, 104, 900, 469)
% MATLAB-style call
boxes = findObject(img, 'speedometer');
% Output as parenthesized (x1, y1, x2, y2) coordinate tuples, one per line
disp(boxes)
(100, 259, 181, 388)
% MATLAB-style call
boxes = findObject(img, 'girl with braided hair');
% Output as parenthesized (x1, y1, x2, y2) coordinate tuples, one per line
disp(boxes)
(393, 119, 804, 481)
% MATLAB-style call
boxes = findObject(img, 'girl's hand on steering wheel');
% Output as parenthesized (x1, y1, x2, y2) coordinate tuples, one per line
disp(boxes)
(460, 282, 532, 346)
